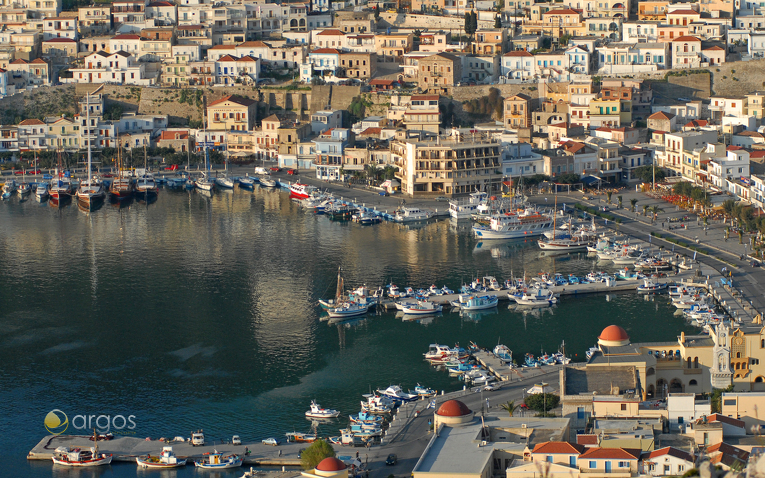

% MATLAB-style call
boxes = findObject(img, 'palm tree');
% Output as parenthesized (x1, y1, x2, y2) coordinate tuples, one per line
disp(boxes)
(500, 400, 519, 417)
(649, 206, 664, 223)
(606, 191, 612, 204)
(630, 198, 638, 213)
(617, 195, 623, 209)
(364, 163, 379, 183)
(739, 230, 744, 244)
(643, 204, 649, 217)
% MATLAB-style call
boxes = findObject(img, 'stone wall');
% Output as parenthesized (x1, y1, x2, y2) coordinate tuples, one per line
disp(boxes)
(377, 12, 495, 31)
(450, 83, 540, 102)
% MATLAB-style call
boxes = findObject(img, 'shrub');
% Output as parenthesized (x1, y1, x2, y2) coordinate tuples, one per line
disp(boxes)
(525, 393, 560, 412)
(301, 439, 336, 470)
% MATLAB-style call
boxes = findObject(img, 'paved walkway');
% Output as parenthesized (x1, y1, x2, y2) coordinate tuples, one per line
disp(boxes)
(527, 188, 765, 325)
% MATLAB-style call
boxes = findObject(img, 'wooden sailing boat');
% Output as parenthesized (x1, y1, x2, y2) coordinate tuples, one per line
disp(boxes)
(109, 129, 134, 200)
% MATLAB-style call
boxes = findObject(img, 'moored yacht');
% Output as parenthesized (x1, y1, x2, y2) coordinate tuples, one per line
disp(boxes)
(473, 211, 554, 239)
(448, 191, 488, 219)
(393, 206, 432, 223)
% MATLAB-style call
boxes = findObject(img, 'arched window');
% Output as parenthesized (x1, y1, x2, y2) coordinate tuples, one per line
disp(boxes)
(737, 352, 742, 358)
(755, 376, 764, 383)
(694, 357, 699, 368)
(687, 357, 691, 368)
(689, 380, 698, 386)
(683, 43, 689, 53)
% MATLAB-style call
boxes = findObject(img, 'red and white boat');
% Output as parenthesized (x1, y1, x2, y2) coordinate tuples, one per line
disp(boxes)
(52, 446, 113, 467)
(289, 183, 316, 200)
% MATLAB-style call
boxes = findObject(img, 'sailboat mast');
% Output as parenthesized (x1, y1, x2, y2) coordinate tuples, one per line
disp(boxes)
(86, 91, 92, 186)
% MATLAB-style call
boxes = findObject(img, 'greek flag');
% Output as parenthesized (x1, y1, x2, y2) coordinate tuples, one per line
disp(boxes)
(427, 399, 436, 410)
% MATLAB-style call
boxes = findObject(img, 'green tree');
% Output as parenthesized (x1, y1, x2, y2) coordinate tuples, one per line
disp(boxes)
(470, 11, 478, 35)
(301, 439, 336, 470)
(500, 400, 519, 417)
(494, 15, 502, 28)
(649, 206, 664, 223)
(643, 204, 649, 216)
(630, 198, 638, 212)
(617, 195, 623, 209)
(464, 12, 472, 35)
(556, 173, 579, 184)
(364, 163, 380, 182)
(739, 229, 744, 244)
(606, 191, 612, 204)
(374, 6, 380, 21)
(496, 0, 504, 12)
(559, 34, 572, 46)
(524, 393, 559, 413)
(633, 165, 664, 184)
(710, 385, 735, 413)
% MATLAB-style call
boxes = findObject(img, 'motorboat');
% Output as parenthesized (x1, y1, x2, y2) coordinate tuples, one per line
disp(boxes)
(360, 394, 394, 414)
(35, 183, 49, 199)
(637, 279, 668, 293)
(449, 191, 489, 219)
(424, 343, 462, 362)
(349, 410, 384, 425)
(195, 452, 243, 470)
(305, 400, 341, 418)
(493, 345, 513, 364)
(352, 211, 382, 225)
(215, 176, 235, 189)
(289, 183, 317, 199)
(376, 385, 418, 402)
(464, 369, 495, 384)
(50, 176, 73, 200)
(285, 432, 317, 443)
(238, 176, 256, 189)
(537, 237, 590, 252)
(136, 446, 187, 469)
(515, 289, 558, 307)
(77, 179, 106, 207)
(394, 300, 419, 311)
(259, 176, 277, 187)
(17, 182, 31, 196)
(401, 300, 443, 315)
(452, 294, 499, 311)
(472, 211, 554, 239)
(136, 173, 159, 195)
(410, 384, 436, 397)
(393, 207, 432, 223)
(1, 179, 17, 199)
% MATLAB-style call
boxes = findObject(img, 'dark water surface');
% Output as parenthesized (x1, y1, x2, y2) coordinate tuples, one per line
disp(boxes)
(0, 187, 694, 477)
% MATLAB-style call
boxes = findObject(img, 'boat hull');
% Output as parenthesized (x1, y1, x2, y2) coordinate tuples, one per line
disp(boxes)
(473, 227, 550, 239)
(136, 458, 187, 468)
(52, 456, 113, 467)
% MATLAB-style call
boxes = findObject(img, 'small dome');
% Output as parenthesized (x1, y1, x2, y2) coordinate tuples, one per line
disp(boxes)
(598, 325, 630, 346)
(316, 457, 347, 472)
(436, 399, 472, 417)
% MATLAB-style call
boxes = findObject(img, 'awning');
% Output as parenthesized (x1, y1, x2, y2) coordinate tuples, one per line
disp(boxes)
(381, 179, 400, 187)
(580, 175, 603, 186)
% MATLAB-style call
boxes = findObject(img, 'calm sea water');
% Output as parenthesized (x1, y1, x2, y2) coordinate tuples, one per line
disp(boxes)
(0, 187, 695, 477)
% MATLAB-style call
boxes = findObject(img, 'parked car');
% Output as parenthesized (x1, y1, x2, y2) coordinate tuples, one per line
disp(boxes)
(262, 437, 279, 446)
(14, 170, 24, 175)
(600, 206, 609, 212)
(232, 435, 241, 445)
(483, 382, 501, 392)
(26, 169, 42, 175)
(386, 454, 397, 466)
(163, 164, 179, 171)
(433, 196, 448, 202)
(269, 167, 281, 172)
(379, 191, 390, 196)
(287, 168, 298, 175)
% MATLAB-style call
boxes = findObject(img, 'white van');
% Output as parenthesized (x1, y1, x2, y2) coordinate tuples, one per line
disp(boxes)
(191, 431, 205, 446)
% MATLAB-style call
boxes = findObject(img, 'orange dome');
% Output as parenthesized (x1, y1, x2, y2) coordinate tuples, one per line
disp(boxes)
(436, 399, 472, 417)
(316, 457, 347, 472)
(598, 325, 630, 346)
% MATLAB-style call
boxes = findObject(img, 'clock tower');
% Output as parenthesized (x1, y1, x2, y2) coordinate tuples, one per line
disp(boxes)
(711, 323, 733, 389)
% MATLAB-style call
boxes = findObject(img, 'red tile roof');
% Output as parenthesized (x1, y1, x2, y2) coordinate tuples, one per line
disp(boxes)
(706, 413, 746, 428)
(703, 45, 724, 51)
(360, 127, 382, 135)
(44, 38, 76, 43)
(576, 435, 599, 445)
(238, 41, 270, 48)
(579, 448, 641, 460)
(311, 48, 340, 54)
(217, 54, 237, 62)
(672, 35, 701, 42)
(504, 50, 533, 57)
(112, 34, 141, 40)
(209, 45, 234, 50)
(159, 130, 189, 140)
(545, 8, 580, 15)
(685, 120, 708, 128)
(668, 9, 700, 14)
(208, 95, 256, 107)
(532, 442, 586, 455)
(647, 447, 695, 463)
(31, 58, 49, 64)
(648, 111, 675, 120)
(19, 119, 46, 125)
(317, 29, 345, 36)
(147, 1, 174, 6)
(237, 56, 258, 62)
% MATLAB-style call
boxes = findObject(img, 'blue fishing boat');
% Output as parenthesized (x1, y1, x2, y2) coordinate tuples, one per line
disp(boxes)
(349, 411, 384, 425)
(194, 452, 243, 470)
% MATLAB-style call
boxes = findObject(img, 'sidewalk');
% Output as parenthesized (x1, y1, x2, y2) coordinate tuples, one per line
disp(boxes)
(529, 189, 765, 322)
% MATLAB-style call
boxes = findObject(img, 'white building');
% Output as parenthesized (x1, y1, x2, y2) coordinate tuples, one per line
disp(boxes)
(666, 393, 711, 430)
(67, 51, 157, 86)
(709, 149, 750, 192)
(644, 447, 696, 477)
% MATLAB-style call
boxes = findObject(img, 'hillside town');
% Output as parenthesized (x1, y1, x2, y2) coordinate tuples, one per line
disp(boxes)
(0, 0, 765, 205)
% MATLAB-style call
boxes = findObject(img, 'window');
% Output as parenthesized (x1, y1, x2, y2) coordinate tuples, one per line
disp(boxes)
(589, 461, 596, 469)
(619, 462, 629, 468)
(620, 404, 627, 410)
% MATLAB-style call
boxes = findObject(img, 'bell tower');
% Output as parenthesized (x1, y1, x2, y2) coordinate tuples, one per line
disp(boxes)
(711, 323, 733, 389)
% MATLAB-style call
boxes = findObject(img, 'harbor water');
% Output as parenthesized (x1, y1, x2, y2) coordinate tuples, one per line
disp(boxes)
(0, 187, 696, 477)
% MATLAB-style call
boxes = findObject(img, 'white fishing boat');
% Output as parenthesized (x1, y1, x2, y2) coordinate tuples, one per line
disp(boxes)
(135, 174, 159, 195)
(77, 133, 106, 207)
(215, 176, 235, 189)
(493, 344, 513, 363)
(361, 394, 394, 414)
(327, 302, 370, 319)
(537, 238, 590, 252)
(238, 176, 256, 188)
(289, 182, 316, 199)
(515, 289, 558, 307)
(393, 206, 432, 223)
(195, 452, 243, 470)
(452, 295, 499, 310)
(136, 446, 187, 469)
(636, 279, 667, 293)
(401, 300, 443, 315)
(196, 173, 215, 191)
(305, 400, 341, 418)
(2, 179, 17, 199)
(52, 430, 112, 467)
(472, 211, 554, 239)
(448, 191, 489, 219)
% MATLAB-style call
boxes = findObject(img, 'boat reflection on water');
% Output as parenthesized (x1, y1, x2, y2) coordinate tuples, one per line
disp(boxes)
(396, 311, 440, 325)
(136, 193, 158, 206)
(197, 188, 213, 198)
(327, 315, 369, 326)
(78, 199, 105, 214)
(459, 308, 498, 322)
(109, 195, 134, 209)
(48, 195, 72, 209)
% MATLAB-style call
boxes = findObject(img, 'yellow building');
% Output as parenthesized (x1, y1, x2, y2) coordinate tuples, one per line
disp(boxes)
(721, 392, 765, 433)
(206, 95, 257, 132)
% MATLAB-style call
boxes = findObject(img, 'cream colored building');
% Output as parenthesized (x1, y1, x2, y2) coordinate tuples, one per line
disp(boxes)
(721, 392, 765, 432)
(206, 95, 257, 132)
